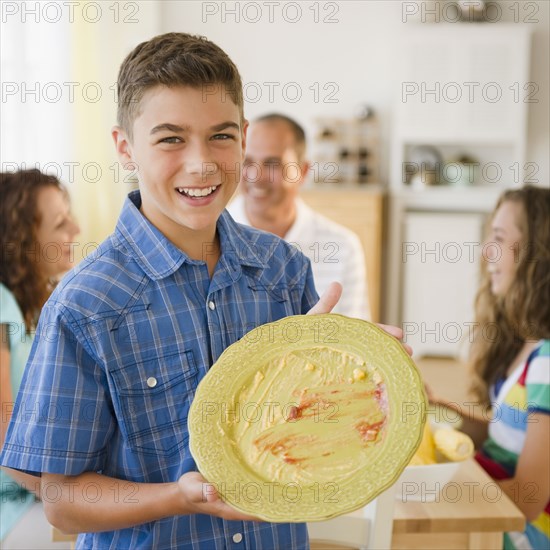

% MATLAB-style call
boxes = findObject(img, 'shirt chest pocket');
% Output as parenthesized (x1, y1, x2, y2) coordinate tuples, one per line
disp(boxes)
(246, 280, 297, 321)
(109, 350, 198, 456)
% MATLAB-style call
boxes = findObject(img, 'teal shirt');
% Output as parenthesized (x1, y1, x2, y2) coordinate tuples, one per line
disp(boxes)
(0, 283, 36, 537)
(0, 283, 34, 397)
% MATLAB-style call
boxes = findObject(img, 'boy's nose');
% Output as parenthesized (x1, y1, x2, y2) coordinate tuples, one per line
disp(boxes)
(185, 160, 219, 179)
(184, 143, 216, 177)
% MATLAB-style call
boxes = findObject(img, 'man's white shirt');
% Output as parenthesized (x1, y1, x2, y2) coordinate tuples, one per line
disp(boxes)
(228, 195, 370, 319)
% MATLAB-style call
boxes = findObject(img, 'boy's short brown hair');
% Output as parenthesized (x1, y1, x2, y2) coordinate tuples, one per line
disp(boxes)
(117, 32, 244, 139)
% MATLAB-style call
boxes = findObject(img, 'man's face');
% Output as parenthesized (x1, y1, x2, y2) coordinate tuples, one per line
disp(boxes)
(113, 85, 247, 243)
(241, 121, 306, 220)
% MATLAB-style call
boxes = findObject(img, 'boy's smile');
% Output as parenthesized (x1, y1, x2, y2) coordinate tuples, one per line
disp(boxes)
(113, 85, 247, 259)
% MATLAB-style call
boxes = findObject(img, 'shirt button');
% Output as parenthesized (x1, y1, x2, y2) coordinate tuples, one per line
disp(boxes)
(232, 533, 243, 543)
(146, 377, 157, 388)
(208, 300, 216, 310)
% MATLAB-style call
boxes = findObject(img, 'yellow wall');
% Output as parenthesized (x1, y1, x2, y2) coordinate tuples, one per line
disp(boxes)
(69, 2, 160, 249)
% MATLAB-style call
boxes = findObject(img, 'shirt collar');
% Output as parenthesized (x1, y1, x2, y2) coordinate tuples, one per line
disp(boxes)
(217, 208, 268, 269)
(230, 195, 313, 244)
(115, 191, 267, 281)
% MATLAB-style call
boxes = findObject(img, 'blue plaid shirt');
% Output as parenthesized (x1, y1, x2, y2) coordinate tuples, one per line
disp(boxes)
(0, 191, 318, 549)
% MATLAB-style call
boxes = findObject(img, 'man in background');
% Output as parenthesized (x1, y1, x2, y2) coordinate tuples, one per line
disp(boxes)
(228, 113, 370, 319)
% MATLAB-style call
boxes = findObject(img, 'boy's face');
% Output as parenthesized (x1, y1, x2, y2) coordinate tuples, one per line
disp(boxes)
(113, 85, 247, 243)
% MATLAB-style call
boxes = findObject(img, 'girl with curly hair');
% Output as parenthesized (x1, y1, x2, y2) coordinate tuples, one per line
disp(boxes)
(0, 168, 79, 541)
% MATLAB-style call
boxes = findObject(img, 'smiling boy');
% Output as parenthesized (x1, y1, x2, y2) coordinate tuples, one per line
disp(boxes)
(0, 33, 330, 549)
(0, 32, 413, 549)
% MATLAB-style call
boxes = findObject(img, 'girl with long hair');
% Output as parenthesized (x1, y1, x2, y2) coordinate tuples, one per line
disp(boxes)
(471, 185, 550, 549)
(437, 185, 549, 549)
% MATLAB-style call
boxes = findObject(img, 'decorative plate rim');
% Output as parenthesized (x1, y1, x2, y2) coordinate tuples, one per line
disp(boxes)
(189, 314, 426, 522)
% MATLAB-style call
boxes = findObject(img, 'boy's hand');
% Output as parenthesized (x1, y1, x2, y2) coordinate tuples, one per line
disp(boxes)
(178, 472, 260, 522)
(307, 282, 412, 356)
(306, 281, 343, 315)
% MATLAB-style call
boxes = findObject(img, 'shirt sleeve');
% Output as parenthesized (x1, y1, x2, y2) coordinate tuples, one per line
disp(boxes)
(0, 300, 116, 476)
(337, 232, 371, 321)
(0, 284, 21, 325)
(526, 340, 550, 414)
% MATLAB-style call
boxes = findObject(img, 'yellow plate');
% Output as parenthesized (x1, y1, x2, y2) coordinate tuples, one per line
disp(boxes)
(189, 314, 426, 522)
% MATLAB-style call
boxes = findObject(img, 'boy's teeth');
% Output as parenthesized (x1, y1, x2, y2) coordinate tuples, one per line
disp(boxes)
(177, 185, 218, 197)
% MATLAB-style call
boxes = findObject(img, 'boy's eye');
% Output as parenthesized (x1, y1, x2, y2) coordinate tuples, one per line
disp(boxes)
(212, 133, 235, 140)
(159, 136, 182, 144)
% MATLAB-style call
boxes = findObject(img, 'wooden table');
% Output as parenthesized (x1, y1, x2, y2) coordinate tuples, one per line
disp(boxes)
(55, 459, 524, 550)
(391, 459, 525, 549)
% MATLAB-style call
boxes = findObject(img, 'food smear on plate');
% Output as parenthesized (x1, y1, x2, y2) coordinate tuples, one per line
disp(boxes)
(225, 346, 388, 485)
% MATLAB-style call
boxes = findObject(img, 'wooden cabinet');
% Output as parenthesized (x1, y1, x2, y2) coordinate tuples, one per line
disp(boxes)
(300, 188, 384, 322)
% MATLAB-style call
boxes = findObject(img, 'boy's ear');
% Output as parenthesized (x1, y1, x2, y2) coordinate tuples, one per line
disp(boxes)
(111, 126, 134, 168)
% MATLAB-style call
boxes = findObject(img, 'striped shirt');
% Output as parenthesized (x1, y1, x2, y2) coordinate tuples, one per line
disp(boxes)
(0, 191, 318, 549)
(476, 340, 550, 550)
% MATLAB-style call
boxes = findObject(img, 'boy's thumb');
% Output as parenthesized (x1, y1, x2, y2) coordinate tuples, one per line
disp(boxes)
(307, 282, 342, 315)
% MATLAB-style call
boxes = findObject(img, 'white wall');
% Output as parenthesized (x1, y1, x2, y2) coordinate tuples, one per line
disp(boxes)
(2, 0, 545, 245)
(526, 0, 550, 187)
(0, 7, 72, 179)
(160, 0, 549, 187)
